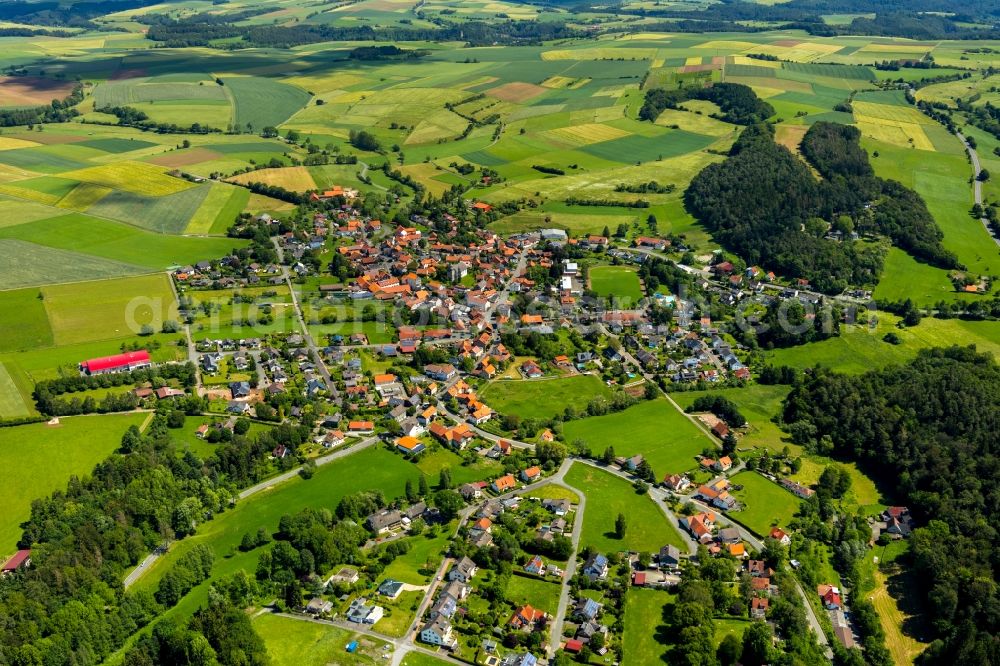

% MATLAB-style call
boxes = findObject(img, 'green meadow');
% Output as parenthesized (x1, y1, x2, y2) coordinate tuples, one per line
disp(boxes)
(729, 470, 802, 536)
(0, 413, 149, 554)
(589, 265, 644, 304)
(563, 398, 713, 477)
(624, 588, 672, 665)
(565, 462, 685, 552)
(480, 374, 613, 421)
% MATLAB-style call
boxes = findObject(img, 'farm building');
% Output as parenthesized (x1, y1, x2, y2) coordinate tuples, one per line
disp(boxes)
(79, 351, 152, 376)
(1, 550, 31, 575)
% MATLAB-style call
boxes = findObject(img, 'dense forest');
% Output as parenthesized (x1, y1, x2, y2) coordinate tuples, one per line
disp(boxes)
(684, 121, 958, 293)
(639, 82, 775, 126)
(783, 346, 1000, 665)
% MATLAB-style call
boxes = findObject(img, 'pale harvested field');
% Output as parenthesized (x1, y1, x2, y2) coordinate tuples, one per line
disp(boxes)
(228, 166, 317, 192)
(487, 82, 548, 103)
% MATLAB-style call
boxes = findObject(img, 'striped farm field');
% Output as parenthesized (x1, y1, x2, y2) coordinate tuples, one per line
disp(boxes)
(88, 185, 212, 234)
(852, 101, 934, 125)
(228, 166, 317, 192)
(0, 136, 41, 151)
(542, 47, 658, 60)
(543, 123, 631, 147)
(56, 182, 111, 209)
(856, 120, 933, 151)
(0, 361, 30, 418)
(62, 161, 193, 196)
(185, 183, 247, 234)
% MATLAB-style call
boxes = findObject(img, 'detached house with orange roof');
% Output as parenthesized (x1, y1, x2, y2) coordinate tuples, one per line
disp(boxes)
(510, 604, 545, 630)
(491, 474, 517, 493)
(396, 436, 426, 456)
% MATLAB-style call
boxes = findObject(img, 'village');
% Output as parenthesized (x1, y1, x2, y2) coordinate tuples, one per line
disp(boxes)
(41, 187, 919, 665)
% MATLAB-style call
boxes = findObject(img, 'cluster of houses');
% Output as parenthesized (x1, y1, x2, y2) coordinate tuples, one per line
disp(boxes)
(418, 557, 479, 650)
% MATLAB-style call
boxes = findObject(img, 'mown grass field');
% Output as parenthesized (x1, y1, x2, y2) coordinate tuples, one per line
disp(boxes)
(729, 470, 802, 536)
(589, 265, 644, 304)
(623, 588, 671, 664)
(565, 462, 685, 552)
(41, 273, 177, 346)
(562, 399, 712, 477)
(480, 374, 613, 421)
(253, 613, 375, 666)
(672, 385, 791, 453)
(0, 413, 149, 554)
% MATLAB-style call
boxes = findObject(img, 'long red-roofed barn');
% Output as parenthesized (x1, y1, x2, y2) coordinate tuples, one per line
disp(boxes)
(1, 550, 31, 575)
(79, 350, 152, 376)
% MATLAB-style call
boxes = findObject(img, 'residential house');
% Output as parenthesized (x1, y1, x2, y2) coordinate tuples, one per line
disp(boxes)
(818, 584, 842, 610)
(682, 512, 716, 543)
(1, 550, 31, 575)
(541, 498, 570, 516)
(574, 598, 602, 622)
(366, 509, 402, 534)
(713, 456, 733, 472)
(500, 653, 538, 666)
(447, 557, 478, 583)
(663, 474, 691, 492)
(377, 579, 405, 600)
(305, 598, 333, 615)
(769, 527, 791, 546)
(230, 381, 251, 399)
(420, 617, 456, 648)
(348, 420, 375, 434)
(524, 555, 545, 575)
(459, 482, 484, 501)
(658, 544, 681, 570)
(346, 597, 384, 624)
(582, 553, 609, 581)
(883, 506, 914, 537)
(510, 604, 545, 630)
(396, 435, 426, 455)
(520, 466, 541, 482)
(491, 474, 517, 493)
(424, 364, 457, 381)
(751, 597, 769, 619)
(780, 478, 816, 499)
(717, 527, 741, 544)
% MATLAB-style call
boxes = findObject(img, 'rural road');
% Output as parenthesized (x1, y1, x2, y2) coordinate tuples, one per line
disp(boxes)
(272, 237, 338, 396)
(958, 131, 999, 248)
(546, 462, 585, 657)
